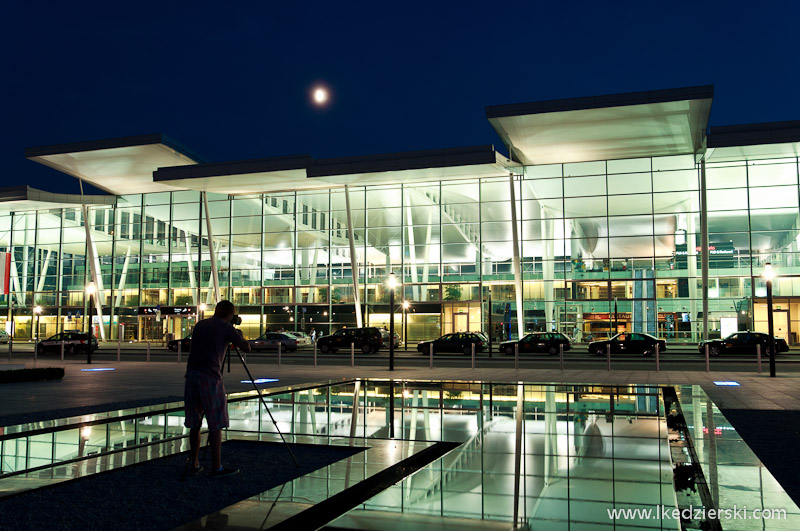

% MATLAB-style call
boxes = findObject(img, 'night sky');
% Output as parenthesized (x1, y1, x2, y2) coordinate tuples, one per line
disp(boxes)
(3, 1, 798, 195)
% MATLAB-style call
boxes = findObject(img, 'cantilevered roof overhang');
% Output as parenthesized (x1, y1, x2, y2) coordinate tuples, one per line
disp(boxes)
(25, 134, 201, 195)
(706, 121, 800, 162)
(154, 155, 314, 194)
(154, 146, 517, 194)
(486, 85, 714, 165)
(0, 186, 116, 214)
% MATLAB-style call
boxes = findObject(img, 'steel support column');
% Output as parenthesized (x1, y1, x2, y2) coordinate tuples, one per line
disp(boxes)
(344, 185, 363, 327)
(202, 192, 221, 304)
(509, 174, 525, 339)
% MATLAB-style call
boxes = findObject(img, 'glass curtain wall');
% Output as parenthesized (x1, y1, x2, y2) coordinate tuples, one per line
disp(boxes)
(1, 153, 798, 344)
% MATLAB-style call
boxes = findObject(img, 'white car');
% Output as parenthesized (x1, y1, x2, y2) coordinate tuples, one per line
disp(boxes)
(0, 330, 9, 344)
(286, 331, 312, 347)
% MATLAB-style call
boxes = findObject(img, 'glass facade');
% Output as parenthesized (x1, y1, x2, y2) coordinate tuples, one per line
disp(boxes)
(2, 152, 799, 344)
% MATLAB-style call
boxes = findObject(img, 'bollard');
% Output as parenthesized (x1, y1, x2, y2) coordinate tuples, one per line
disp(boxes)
(178, 340, 181, 363)
(278, 342, 282, 366)
(704, 344, 710, 372)
(606, 344, 611, 371)
(350, 342, 355, 367)
(429, 343, 433, 369)
(559, 343, 564, 371)
(117, 330, 121, 362)
(60, 340, 64, 361)
(314, 342, 317, 367)
(655, 343, 660, 372)
(514, 343, 519, 370)
(146, 341, 150, 363)
(757, 344, 762, 374)
(34, 339, 38, 362)
(471, 342, 475, 369)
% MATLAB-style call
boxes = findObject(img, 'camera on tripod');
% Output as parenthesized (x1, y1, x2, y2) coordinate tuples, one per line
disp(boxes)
(231, 314, 242, 326)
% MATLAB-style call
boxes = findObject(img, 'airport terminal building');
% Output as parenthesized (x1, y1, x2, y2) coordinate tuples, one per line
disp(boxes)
(3, 85, 800, 345)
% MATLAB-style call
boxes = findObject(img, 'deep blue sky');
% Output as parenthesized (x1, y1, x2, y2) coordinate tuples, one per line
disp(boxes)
(2, 0, 798, 195)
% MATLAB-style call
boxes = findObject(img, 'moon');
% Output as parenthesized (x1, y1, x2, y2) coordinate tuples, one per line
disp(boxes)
(313, 86, 329, 105)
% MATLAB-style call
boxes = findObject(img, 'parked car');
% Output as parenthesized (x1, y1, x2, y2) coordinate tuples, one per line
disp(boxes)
(168, 334, 192, 352)
(0, 330, 9, 344)
(286, 331, 312, 347)
(37, 332, 99, 355)
(249, 332, 298, 352)
(316, 327, 384, 354)
(500, 332, 571, 356)
(588, 332, 666, 357)
(379, 328, 402, 348)
(699, 332, 789, 357)
(417, 332, 486, 355)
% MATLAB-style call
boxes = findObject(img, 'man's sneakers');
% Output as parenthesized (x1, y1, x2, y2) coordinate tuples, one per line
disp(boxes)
(210, 466, 240, 478)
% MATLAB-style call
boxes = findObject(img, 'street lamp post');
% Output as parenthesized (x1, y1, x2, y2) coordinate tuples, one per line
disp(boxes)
(762, 263, 777, 377)
(86, 282, 96, 364)
(199, 303, 207, 321)
(34, 305, 42, 354)
(487, 286, 493, 357)
(402, 300, 409, 348)
(387, 272, 397, 371)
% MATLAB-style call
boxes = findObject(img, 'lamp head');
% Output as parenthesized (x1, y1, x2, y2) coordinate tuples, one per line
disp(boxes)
(85, 282, 96, 295)
(387, 272, 398, 290)
(402, 300, 410, 310)
(762, 263, 776, 282)
(34, 305, 42, 314)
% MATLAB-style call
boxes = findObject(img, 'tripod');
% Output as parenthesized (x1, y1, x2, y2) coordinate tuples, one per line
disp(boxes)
(230, 344, 299, 467)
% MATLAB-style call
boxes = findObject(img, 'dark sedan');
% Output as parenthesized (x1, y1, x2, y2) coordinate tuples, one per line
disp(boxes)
(417, 332, 486, 355)
(588, 332, 666, 356)
(500, 332, 571, 356)
(168, 334, 192, 352)
(699, 332, 789, 357)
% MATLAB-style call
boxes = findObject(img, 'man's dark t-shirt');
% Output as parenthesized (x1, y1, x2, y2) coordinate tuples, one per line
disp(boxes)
(185, 317, 248, 380)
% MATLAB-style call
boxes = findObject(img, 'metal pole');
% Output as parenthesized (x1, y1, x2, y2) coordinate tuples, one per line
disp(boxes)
(313, 341, 317, 367)
(756, 343, 762, 374)
(429, 343, 433, 369)
(767, 278, 776, 377)
(350, 342, 354, 367)
(471, 342, 475, 369)
(278, 342, 282, 366)
(705, 343, 710, 372)
(146, 341, 150, 362)
(559, 342, 564, 371)
(514, 343, 519, 370)
(389, 284, 395, 371)
(87, 293, 93, 364)
(177, 339, 181, 363)
(487, 289, 493, 358)
(606, 343, 611, 371)
(700, 159, 709, 341)
(655, 343, 660, 372)
(117, 323, 121, 362)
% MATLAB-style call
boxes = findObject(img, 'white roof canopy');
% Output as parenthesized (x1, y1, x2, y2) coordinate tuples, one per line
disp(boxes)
(706, 121, 800, 162)
(154, 146, 517, 194)
(487, 86, 714, 165)
(26, 134, 200, 195)
(0, 186, 116, 214)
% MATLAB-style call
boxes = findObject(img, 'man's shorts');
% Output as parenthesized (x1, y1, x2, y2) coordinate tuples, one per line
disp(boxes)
(184, 371, 229, 430)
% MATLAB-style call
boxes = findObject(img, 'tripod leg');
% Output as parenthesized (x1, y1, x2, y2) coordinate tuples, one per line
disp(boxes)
(233, 346, 299, 467)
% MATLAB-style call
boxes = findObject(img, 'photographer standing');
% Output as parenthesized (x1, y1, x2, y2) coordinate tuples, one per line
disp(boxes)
(184, 300, 251, 477)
